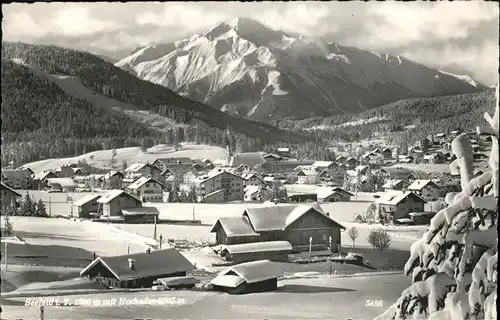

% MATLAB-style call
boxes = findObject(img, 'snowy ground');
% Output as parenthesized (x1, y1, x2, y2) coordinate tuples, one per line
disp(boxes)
(1, 272, 409, 320)
(22, 143, 227, 173)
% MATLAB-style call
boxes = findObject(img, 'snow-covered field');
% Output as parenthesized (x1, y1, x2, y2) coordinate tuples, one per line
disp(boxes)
(22, 143, 227, 173)
(1, 272, 410, 320)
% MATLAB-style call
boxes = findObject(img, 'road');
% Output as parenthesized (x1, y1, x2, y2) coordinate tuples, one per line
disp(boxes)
(1, 273, 409, 320)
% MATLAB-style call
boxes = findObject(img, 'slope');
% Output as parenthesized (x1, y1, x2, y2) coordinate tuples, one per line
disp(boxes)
(1, 59, 164, 165)
(278, 89, 496, 147)
(116, 17, 486, 121)
(1, 41, 311, 144)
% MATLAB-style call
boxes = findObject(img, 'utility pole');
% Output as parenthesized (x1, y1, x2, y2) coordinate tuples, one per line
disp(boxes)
(192, 200, 196, 222)
(4, 242, 8, 272)
(153, 215, 157, 240)
(308, 236, 312, 264)
(329, 236, 333, 275)
(48, 196, 52, 216)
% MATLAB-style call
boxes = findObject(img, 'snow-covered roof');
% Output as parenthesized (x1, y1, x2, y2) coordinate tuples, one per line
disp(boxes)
(297, 169, 317, 177)
(211, 260, 283, 287)
(316, 187, 353, 199)
(210, 216, 259, 237)
(311, 161, 334, 168)
(375, 191, 426, 206)
(244, 185, 261, 196)
(243, 203, 344, 232)
(122, 207, 159, 216)
(124, 163, 148, 172)
(73, 194, 102, 206)
(0, 182, 21, 197)
(46, 178, 77, 188)
(127, 177, 164, 190)
(222, 241, 292, 254)
(382, 179, 404, 189)
(277, 148, 290, 152)
(227, 153, 266, 168)
(97, 190, 140, 204)
(408, 180, 438, 191)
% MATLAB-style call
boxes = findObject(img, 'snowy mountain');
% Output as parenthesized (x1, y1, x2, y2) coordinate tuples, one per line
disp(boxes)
(116, 17, 487, 120)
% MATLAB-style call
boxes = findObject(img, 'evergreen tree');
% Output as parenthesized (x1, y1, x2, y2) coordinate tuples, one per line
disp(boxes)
(35, 199, 48, 217)
(20, 194, 37, 216)
(2, 204, 15, 236)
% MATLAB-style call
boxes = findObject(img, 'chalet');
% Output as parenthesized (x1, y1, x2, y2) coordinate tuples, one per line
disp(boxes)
(153, 157, 194, 173)
(297, 170, 318, 184)
(344, 157, 357, 168)
(73, 194, 102, 218)
(223, 153, 266, 169)
(287, 193, 317, 203)
(316, 187, 353, 202)
(17, 167, 35, 175)
(244, 185, 263, 202)
(97, 190, 142, 218)
(102, 171, 124, 189)
(127, 177, 165, 203)
(276, 147, 291, 158)
(124, 163, 162, 180)
(382, 179, 408, 192)
(221, 241, 292, 264)
(263, 153, 282, 162)
(377, 167, 416, 183)
(355, 165, 369, 175)
(375, 191, 427, 222)
(210, 203, 345, 252)
(423, 152, 445, 164)
(436, 180, 461, 197)
(335, 156, 346, 163)
(121, 207, 160, 224)
(56, 165, 75, 178)
(311, 161, 336, 171)
(80, 248, 194, 289)
(1, 169, 34, 190)
(361, 152, 379, 163)
(241, 173, 264, 187)
(407, 180, 440, 201)
(398, 155, 413, 164)
(1, 182, 21, 211)
(196, 170, 245, 202)
(182, 171, 199, 187)
(210, 260, 283, 294)
(45, 178, 77, 192)
(381, 148, 392, 160)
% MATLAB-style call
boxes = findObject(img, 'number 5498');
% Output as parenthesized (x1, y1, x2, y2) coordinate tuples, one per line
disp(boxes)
(365, 300, 383, 307)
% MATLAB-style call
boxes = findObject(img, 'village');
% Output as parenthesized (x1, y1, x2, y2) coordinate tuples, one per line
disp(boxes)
(0, 129, 493, 319)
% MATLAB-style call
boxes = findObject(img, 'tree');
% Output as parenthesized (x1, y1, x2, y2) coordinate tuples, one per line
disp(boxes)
(2, 205, 15, 236)
(35, 199, 48, 217)
(375, 86, 499, 320)
(348, 226, 359, 248)
(20, 194, 37, 216)
(367, 228, 391, 251)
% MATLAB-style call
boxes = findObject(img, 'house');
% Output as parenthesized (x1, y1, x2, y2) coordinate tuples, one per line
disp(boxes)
(244, 185, 263, 202)
(344, 157, 358, 168)
(102, 171, 124, 189)
(355, 165, 369, 175)
(381, 148, 393, 160)
(33, 171, 57, 189)
(223, 153, 266, 169)
(375, 191, 427, 222)
(263, 153, 282, 162)
(1, 182, 21, 211)
(210, 260, 283, 294)
(221, 241, 292, 264)
(153, 157, 194, 174)
(423, 152, 445, 164)
(407, 180, 440, 201)
(56, 165, 76, 178)
(316, 187, 353, 202)
(377, 167, 416, 183)
(127, 177, 165, 203)
(196, 170, 245, 202)
(287, 193, 317, 203)
(436, 180, 461, 197)
(45, 178, 77, 192)
(335, 156, 346, 164)
(121, 207, 160, 223)
(80, 248, 194, 289)
(382, 179, 408, 192)
(210, 203, 345, 252)
(297, 170, 318, 184)
(182, 171, 199, 188)
(276, 148, 291, 158)
(96, 190, 142, 218)
(241, 173, 264, 187)
(1, 169, 34, 190)
(311, 161, 336, 171)
(73, 194, 102, 218)
(398, 155, 414, 164)
(124, 163, 162, 180)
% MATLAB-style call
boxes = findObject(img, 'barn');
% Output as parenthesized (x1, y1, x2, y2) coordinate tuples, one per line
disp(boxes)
(80, 248, 194, 289)
(211, 203, 345, 253)
(210, 217, 261, 245)
(221, 241, 292, 264)
(210, 260, 283, 294)
(73, 194, 102, 218)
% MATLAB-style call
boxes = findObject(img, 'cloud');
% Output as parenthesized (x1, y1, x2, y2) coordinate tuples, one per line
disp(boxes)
(2, 2, 498, 85)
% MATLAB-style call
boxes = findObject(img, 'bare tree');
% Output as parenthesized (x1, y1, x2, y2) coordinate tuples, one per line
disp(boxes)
(348, 226, 359, 248)
(367, 228, 391, 251)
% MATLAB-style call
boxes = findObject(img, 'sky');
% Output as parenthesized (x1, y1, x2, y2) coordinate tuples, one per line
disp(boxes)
(2, 1, 499, 85)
